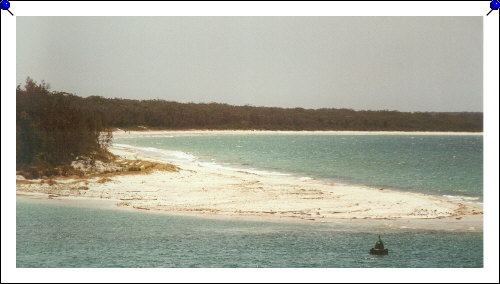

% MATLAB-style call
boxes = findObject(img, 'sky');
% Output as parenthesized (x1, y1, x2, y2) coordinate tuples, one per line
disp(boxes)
(16, 16, 483, 112)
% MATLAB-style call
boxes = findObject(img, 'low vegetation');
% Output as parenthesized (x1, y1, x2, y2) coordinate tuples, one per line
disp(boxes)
(16, 158, 179, 184)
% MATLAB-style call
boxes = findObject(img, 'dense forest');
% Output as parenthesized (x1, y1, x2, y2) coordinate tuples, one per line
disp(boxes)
(79, 96, 482, 132)
(16, 78, 482, 176)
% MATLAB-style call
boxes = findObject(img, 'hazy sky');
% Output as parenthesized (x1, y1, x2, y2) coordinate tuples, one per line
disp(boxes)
(17, 17, 483, 112)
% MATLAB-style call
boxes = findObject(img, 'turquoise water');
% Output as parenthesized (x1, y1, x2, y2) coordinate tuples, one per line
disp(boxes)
(115, 134, 483, 198)
(17, 134, 483, 267)
(17, 198, 483, 268)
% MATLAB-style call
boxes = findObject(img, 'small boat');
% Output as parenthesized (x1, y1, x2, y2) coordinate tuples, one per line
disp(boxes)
(369, 235, 388, 255)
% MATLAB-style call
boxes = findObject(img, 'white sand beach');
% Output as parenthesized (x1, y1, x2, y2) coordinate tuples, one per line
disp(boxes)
(112, 129, 483, 138)
(16, 130, 483, 231)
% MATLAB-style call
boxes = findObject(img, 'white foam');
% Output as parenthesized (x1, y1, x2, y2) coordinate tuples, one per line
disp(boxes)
(197, 161, 231, 170)
(298, 177, 313, 181)
(197, 161, 291, 177)
(115, 143, 293, 177)
(113, 144, 197, 162)
(442, 195, 482, 205)
(244, 169, 291, 177)
(443, 195, 480, 201)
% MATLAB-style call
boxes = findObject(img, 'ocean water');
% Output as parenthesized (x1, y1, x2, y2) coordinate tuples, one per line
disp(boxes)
(17, 134, 483, 268)
(16, 198, 483, 268)
(115, 134, 483, 199)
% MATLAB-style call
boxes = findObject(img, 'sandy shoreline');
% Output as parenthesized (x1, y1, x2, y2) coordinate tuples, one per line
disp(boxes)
(113, 129, 483, 138)
(16, 135, 483, 231)
(15, 193, 482, 232)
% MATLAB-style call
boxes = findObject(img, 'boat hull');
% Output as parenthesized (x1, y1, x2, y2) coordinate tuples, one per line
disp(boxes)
(370, 248, 389, 255)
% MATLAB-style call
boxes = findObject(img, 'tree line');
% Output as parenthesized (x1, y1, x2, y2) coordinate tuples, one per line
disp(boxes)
(79, 96, 482, 132)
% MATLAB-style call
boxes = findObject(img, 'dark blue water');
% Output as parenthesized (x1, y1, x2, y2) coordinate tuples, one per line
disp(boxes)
(16, 198, 483, 268)
(115, 134, 483, 198)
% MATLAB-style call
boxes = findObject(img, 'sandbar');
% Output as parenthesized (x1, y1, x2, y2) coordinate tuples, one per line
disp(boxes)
(16, 133, 483, 231)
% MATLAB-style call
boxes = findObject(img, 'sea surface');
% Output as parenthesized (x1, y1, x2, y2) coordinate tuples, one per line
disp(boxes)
(115, 134, 483, 199)
(17, 197, 483, 268)
(17, 134, 484, 267)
